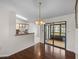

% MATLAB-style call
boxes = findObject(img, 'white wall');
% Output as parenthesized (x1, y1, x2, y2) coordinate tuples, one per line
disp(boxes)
(0, 9, 11, 56)
(40, 13, 77, 56)
(0, 9, 34, 57)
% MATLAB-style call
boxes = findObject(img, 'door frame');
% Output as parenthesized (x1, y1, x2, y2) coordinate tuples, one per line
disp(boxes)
(44, 21, 67, 50)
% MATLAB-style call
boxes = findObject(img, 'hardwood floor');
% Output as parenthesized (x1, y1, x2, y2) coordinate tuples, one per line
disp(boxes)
(46, 39, 65, 48)
(0, 43, 75, 59)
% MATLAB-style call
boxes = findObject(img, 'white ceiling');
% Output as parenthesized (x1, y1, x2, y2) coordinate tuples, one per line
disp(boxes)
(0, 0, 76, 20)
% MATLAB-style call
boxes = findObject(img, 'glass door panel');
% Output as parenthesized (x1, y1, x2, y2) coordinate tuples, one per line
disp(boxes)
(54, 25, 60, 36)
(50, 25, 54, 39)
(61, 25, 65, 36)
(44, 24, 51, 44)
(60, 24, 66, 47)
(54, 24, 61, 47)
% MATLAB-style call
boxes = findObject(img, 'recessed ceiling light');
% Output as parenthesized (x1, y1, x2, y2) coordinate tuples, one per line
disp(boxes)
(16, 14, 28, 20)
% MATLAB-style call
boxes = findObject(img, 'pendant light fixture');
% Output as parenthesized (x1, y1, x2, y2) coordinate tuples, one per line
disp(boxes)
(35, 1, 45, 25)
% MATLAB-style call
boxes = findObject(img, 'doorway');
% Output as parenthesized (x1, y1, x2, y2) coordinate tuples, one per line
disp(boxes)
(44, 21, 66, 49)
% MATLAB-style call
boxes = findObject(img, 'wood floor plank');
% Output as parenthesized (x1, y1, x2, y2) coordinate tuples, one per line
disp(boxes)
(0, 43, 75, 59)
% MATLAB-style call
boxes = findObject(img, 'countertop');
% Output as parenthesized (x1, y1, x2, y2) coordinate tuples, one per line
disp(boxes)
(16, 33, 34, 36)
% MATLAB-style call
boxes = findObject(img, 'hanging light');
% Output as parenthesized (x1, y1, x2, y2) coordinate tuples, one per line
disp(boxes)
(35, 1, 45, 25)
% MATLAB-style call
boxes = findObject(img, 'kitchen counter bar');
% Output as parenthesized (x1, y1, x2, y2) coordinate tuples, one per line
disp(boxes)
(16, 33, 34, 36)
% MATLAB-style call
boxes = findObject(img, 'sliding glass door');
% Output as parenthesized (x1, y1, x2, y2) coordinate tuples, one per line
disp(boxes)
(44, 21, 66, 48)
